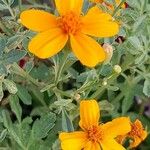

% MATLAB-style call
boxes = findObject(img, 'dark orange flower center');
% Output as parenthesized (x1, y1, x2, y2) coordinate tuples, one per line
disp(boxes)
(129, 124, 143, 139)
(87, 125, 104, 142)
(58, 11, 82, 35)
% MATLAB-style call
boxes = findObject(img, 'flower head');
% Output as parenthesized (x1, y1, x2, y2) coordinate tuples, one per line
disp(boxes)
(128, 119, 148, 148)
(20, 0, 119, 67)
(116, 119, 148, 148)
(59, 100, 131, 150)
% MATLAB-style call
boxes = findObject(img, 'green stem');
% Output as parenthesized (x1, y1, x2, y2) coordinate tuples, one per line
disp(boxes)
(90, 86, 106, 99)
(53, 87, 72, 98)
(7, 6, 16, 20)
(11, 63, 41, 87)
(112, 0, 126, 17)
(18, 0, 22, 12)
(54, 50, 69, 85)
(112, 92, 124, 104)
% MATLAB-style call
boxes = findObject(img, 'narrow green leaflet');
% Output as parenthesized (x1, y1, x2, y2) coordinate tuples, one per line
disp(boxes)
(62, 108, 74, 132)
(32, 112, 56, 139)
(0, 37, 6, 56)
(0, 80, 3, 101)
(9, 95, 22, 123)
(16, 84, 32, 105)
(4, 49, 27, 65)
(143, 79, 150, 97)
(3, 79, 18, 94)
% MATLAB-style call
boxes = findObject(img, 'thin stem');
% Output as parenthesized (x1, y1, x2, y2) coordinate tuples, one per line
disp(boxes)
(53, 87, 72, 98)
(18, 0, 22, 12)
(11, 63, 41, 87)
(54, 50, 69, 85)
(7, 6, 16, 20)
(90, 86, 106, 99)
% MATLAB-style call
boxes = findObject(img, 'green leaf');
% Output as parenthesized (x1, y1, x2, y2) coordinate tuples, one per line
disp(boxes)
(0, 37, 6, 56)
(0, 129, 7, 143)
(99, 100, 114, 112)
(32, 112, 56, 139)
(9, 95, 22, 123)
(4, 50, 27, 65)
(7, 35, 24, 50)
(143, 79, 150, 97)
(3, 79, 18, 94)
(62, 108, 74, 132)
(16, 84, 32, 105)
(0, 80, 3, 101)
(2, 109, 13, 129)
(0, 64, 7, 75)
(99, 64, 112, 76)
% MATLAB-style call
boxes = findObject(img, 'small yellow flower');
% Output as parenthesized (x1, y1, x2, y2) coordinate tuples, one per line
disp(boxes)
(116, 119, 148, 148)
(59, 100, 131, 150)
(20, 0, 119, 67)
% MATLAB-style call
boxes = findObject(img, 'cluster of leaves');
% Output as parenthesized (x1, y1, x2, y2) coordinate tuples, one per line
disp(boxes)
(0, 0, 150, 149)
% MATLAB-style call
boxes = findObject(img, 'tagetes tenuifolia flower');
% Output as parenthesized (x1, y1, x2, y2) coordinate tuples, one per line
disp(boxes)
(20, 0, 119, 67)
(128, 119, 147, 148)
(117, 119, 148, 148)
(59, 100, 131, 150)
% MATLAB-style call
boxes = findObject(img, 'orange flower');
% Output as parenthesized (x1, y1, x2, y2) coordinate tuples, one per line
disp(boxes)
(128, 119, 148, 148)
(59, 100, 131, 150)
(116, 119, 148, 148)
(20, 0, 119, 67)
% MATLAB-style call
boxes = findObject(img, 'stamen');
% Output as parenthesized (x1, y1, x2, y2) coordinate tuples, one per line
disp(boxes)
(57, 11, 82, 35)
(87, 125, 104, 142)
(129, 123, 144, 139)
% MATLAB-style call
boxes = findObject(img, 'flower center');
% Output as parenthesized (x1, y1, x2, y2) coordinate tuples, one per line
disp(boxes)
(87, 125, 104, 142)
(57, 11, 82, 35)
(129, 124, 143, 139)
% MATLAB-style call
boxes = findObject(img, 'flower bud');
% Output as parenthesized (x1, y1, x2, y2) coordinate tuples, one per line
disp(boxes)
(102, 80, 107, 86)
(103, 43, 113, 63)
(17, 19, 21, 24)
(113, 65, 122, 74)
(74, 93, 81, 101)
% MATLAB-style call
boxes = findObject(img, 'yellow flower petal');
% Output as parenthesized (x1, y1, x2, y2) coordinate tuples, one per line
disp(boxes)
(59, 131, 87, 150)
(20, 9, 57, 32)
(101, 139, 126, 150)
(70, 33, 106, 67)
(130, 137, 142, 148)
(55, 0, 83, 15)
(103, 117, 131, 138)
(82, 6, 119, 37)
(28, 28, 68, 58)
(84, 141, 101, 150)
(79, 100, 100, 130)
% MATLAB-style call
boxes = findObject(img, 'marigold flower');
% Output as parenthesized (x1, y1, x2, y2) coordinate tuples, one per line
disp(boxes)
(116, 119, 148, 148)
(59, 100, 131, 150)
(20, 0, 119, 67)
(128, 119, 148, 148)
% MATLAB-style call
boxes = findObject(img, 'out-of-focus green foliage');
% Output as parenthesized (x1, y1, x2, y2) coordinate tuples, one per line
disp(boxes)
(0, 0, 150, 149)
